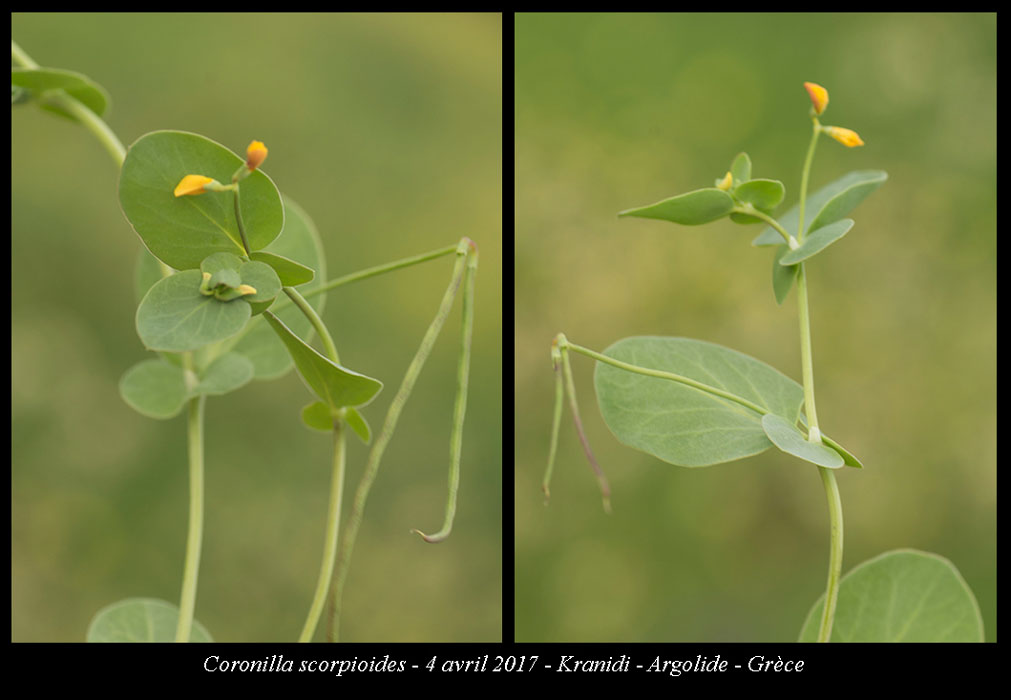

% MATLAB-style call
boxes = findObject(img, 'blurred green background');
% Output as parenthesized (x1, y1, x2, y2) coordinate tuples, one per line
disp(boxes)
(12, 13, 501, 642)
(515, 13, 995, 641)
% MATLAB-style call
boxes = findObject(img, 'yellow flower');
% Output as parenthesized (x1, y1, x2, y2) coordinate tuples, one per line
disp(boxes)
(174, 174, 215, 197)
(823, 125, 864, 147)
(246, 140, 268, 171)
(804, 82, 829, 115)
(716, 171, 733, 191)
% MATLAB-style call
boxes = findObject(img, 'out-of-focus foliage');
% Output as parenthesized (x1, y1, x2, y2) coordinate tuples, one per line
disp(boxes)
(12, 12, 502, 642)
(515, 12, 994, 642)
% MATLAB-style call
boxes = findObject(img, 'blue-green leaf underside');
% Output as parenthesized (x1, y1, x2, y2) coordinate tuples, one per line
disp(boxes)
(798, 550, 984, 642)
(86, 598, 213, 642)
(619, 188, 735, 226)
(761, 413, 843, 468)
(780, 219, 854, 266)
(772, 245, 799, 305)
(593, 337, 804, 467)
(753, 170, 887, 246)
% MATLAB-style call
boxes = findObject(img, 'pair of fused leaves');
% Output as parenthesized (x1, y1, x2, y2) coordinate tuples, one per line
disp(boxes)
(755, 170, 888, 304)
(619, 152, 785, 227)
(593, 336, 861, 470)
(11, 66, 109, 121)
(120, 131, 382, 424)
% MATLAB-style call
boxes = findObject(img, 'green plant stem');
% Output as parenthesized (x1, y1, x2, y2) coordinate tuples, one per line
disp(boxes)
(565, 341, 768, 417)
(794, 118, 843, 642)
(329, 244, 470, 641)
(232, 186, 253, 256)
(298, 423, 347, 642)
(410, 249, 478, 543)
(798, 119, 821, 242)
(733, 206, 795, 247)
(543, 342, 565, 502)
(175, 394, 206, 642)
(284, 286, 340, 363)
(558, 339, 611, 513)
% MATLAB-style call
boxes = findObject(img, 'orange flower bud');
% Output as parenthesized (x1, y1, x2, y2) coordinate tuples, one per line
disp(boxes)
(804, 82, 829, 115)
(174, 174, 215, 197)
(823, 125, 864, 148)
(246, 140, 268, 171)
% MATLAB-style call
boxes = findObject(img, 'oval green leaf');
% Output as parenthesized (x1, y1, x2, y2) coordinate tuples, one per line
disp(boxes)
(594, 337, 804, 467)
(772, 245, 799, 305)
(238, 260, 282, 305)
(194, 352, 254, 396)
(799, 550, 984, 642)
(301, 401, 335, 432)
(201, 252, 243, 277)
(87, 598, 213, 642)
(730, 152, 751, 184)
(264, 312, 382, 409)
(779, 219, 854, 266)
(752, 170, 887, 246)
(734, 178, 785, 212)
(618, 188, 735, 226)
(229, 197, 326, 379)
(796, 414, 864, 469)
(119, 131, 284, 270)
(119, 359, 188, 419)
(760, 413, 843, 468)
(249, 251, 315, 287)
(11, 67, 109, 121)
(345, 406, 372, 444)
(136, 270, 251, 352)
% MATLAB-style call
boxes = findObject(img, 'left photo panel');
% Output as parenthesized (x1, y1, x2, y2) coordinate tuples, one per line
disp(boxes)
(12, 12, 502, 642)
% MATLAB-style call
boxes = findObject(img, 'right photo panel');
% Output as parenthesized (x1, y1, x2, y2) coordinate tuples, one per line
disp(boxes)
(514, 12, 995, 643)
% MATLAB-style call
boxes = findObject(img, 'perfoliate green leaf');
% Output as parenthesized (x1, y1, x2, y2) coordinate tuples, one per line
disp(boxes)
(594, 337, 803, 467)
(301, 401, 335, 432)
(194, 352, 254, 396)
(619, 188, 735, 226)
(119, 131, 284, 270)
(237, 260, 281, 306)
(799, 550, 984, 642)
(136, 270, 251, 352)
(752, 170, 887, 246)
(779, 219, 854, 266)
(760, 413, 843, 468)
(87, 598, 213, 642)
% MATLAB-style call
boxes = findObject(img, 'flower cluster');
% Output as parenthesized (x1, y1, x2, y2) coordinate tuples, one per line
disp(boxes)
(803, 82, 864, 148)
(173, 141, 268, 197)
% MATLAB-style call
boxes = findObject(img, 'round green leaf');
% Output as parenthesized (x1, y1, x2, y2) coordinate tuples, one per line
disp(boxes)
(760, 413, 843, 468)
(229, 197, 326, 379)
(752, 170, 887, 246)
(201, 252, 244, 277)
(134, 245, 168, 304)
(264, 311, 383, 409)
(119, 359, 188, 419)
(594, 337, 804, 467)
(799, 550, 984, 642)
(779, 219, 855, 266)
(119, 131, 284, 270)
(734, 178, 785, 211)
(238, 260, 282, 305)
(301, 401, 335, 432)
(136, 270, 251, 352)
(11, 67, 109, 120)
(87, 598, 213, 642)
(194, 352, 254, 396)
(618, 188, 735, 226)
